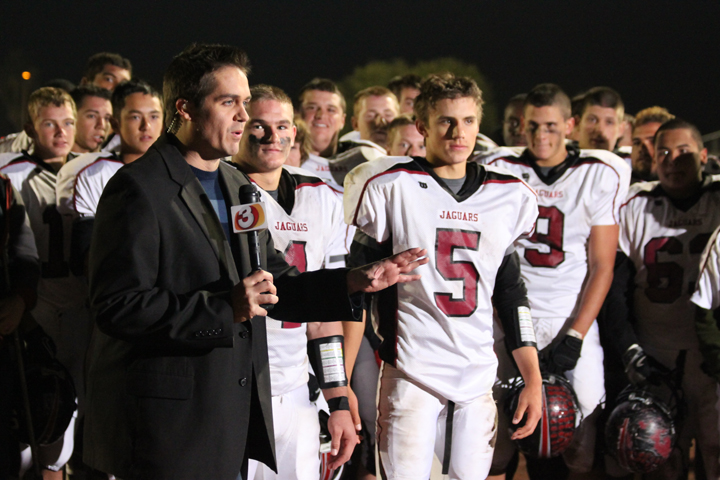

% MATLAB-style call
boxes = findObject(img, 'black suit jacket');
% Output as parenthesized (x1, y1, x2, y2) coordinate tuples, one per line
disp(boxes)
(84, 135, 355, 480)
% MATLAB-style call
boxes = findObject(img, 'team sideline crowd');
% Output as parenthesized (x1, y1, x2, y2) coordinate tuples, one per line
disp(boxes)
(1, 45, 719, 480)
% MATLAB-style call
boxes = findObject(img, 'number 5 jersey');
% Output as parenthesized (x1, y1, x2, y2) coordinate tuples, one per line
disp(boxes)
(474, 146, 630, 320)
(344, 156, 538, 404)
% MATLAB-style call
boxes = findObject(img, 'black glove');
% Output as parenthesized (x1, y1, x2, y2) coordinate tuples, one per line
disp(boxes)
(545, 334, 583, 374)
(23, 325, 57, 365)
(622, 344, 670, 386)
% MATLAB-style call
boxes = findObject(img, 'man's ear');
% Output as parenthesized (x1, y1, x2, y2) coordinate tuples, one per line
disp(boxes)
(416, 119, 428, 138)
(700, 148, 709, 165)
(351, 116, 358, 131)
(23, 122, 36, 140)
(565, 116, 576, 136)
(176, 99, 192, 122)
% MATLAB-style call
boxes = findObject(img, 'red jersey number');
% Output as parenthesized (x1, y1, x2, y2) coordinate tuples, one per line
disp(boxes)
(524, 205, 565, 268)
(434, 229, 480, 317)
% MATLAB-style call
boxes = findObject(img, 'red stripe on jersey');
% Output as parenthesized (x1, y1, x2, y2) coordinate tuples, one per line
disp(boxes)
(295, 181, 326, 190)
(484, 178, 538, 199)
(72, 157, 123, 213)
(619, 190, 654, 210)
(352, 168, 430, 227)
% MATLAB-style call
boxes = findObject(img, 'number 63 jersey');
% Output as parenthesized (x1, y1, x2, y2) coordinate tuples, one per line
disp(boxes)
(474, 146, 630, 320)
(344, 156, 538, 404)
(620, 176, 720, 350)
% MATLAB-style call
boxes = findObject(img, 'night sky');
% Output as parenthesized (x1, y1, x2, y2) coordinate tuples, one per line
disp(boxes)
(2, 0, 719, 136)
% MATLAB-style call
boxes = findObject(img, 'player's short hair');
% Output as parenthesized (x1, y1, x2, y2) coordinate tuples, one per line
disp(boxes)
(414, 73, 483, 125)
(27, 87, 76, 123)
(353, 86, 398, 117)
(524, 83, 571, 120)
(654, 118, 704, 150)
(83, 52, 132, 82)
(44, 78, 76, 92)
(298, 78, 346, 114)
(163, 43, 251, 132)
(633, 106, 675, 132)
(293, 116, 312, 163)
(579, 86, 624, 120)
(571, 92, 586, 120)
(70, 85, 112, 111)
(111, 79, 162, 121)
(505, 93, 527, 113)
(387, 114, 416, 146)
(387, 74, 423, 99)
(249, 84, 293, 115)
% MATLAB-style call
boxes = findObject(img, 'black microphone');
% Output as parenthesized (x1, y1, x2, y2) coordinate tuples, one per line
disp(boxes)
(239, 184, 262, 272)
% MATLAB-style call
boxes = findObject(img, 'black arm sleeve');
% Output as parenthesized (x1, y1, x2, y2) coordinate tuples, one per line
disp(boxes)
(493, 251, 536, 352)
(596, 251, 639, 359)
(347, 230, 393, 268)
(70, 216, 94, 277)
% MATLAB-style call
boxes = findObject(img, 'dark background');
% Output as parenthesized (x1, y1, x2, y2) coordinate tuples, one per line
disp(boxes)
(1, 0, 719, 136)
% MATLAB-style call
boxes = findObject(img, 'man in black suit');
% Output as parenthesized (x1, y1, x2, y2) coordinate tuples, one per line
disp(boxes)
(82, 44, 427, 480)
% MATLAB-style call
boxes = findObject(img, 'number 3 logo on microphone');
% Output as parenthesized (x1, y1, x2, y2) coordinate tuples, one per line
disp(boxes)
(231, 202, 267, 233)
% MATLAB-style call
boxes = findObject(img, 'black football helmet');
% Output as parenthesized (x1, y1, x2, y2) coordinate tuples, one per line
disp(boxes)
(605, 385, 678, 473)
(506, 373, 580, 459)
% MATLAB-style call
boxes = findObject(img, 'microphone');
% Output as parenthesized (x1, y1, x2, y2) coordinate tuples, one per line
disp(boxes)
(237, 184, 263, 272)
(233, 184, 272, 311)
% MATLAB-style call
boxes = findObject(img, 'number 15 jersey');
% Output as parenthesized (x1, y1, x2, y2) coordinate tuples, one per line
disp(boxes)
(344, 156, 538, 404)
(474, 146, 630, 319)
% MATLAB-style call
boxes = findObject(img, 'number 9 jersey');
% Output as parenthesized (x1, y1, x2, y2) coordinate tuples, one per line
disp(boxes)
(474, 146, 630, 320)
(344, 156, 538, 404)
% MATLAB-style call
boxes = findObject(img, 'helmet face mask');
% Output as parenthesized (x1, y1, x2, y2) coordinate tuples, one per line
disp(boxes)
(505, 373, 580, 459)
(605, 386, 678, 474)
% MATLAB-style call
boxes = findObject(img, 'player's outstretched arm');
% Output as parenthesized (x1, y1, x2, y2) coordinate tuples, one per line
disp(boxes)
(510, 347, 543, 440)
(345, 247, 428, 294)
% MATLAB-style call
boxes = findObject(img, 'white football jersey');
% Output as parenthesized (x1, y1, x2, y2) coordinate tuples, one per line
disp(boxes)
(0, 154, 86, 310)
(692, 225, 720, 311)
(620, 176, 720, 349)
(326, 140, 386, 188)
(56, 152, 123, 217)
(345, 156, 538, 404)
(262, 165, 348, 396)
(475, 146, 630, 319)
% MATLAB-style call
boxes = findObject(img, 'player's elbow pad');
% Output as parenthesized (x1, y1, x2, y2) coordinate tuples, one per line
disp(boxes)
(307, 335, 348, 389)
(499, 302, 537, 351)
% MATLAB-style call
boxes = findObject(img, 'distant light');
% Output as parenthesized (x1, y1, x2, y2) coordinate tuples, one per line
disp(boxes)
(22, 71, 31, 80)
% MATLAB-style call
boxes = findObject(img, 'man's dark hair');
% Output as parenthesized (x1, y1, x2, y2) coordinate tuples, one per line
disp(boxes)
(387, 74, 423, 99)
(44, 78, 76, 92)
(571, 92, 586, 120)
(505, 93, 527, 113)
(70, 85, 112, 110)
(654, 118, 704, 150)
(524, 83, 571, 120)
(163, 43, 251, 132)
(112, 79, 162, 121)
(414, 73, 483, 124)
(83, 52, 132, 82)
(298, 78, 346, 113)
(578, 86, 624, 120)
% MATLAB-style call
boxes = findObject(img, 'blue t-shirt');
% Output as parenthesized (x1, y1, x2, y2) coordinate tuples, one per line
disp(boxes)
(190, 165, 231, 242)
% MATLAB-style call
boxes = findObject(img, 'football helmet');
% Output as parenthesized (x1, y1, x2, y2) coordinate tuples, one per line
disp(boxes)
(506, 373, 580, 458)
(605, 385, 677, 473)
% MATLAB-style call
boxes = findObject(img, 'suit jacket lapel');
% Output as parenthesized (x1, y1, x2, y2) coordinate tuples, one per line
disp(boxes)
(158, 135, 238, 283)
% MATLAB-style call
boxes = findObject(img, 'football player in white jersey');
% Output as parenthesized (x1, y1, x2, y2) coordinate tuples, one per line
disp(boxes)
(344, 73, 542, 480)
(69, 85, 113, 155)
(232, 85, 358, 480)
(476, 83, 630, 478)
(56, 79, 163, 279)
(327, 87, 399, 188)
(0, 87, 82, 480)
(610, 119, 720, 478)
(629, 107, 674, 183)
(385, 115, 425, 157)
